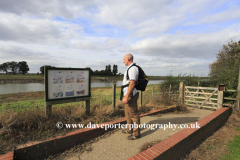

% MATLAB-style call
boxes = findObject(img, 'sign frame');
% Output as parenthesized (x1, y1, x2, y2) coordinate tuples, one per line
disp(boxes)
(44, 66, 91, 103)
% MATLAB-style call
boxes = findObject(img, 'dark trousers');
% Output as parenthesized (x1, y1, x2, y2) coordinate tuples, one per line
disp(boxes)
(124, 92, 140, 136)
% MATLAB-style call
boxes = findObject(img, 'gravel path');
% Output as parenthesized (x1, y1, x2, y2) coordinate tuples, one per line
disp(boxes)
(52, 107, 214, 160)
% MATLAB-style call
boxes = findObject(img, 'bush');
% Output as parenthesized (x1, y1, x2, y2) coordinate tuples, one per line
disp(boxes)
(160, 73, 200, 91)
(209, 40, 240, 90)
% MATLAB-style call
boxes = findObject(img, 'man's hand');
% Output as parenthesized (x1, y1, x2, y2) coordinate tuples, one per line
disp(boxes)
(122, 80, 135, 104)
(122, 96, 128, 104)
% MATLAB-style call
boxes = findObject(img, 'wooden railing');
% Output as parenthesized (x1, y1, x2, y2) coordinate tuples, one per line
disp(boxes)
(223, 89, 237, 106)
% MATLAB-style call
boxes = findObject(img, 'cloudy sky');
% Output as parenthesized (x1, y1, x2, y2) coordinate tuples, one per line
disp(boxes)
(0, 0, 239, 76)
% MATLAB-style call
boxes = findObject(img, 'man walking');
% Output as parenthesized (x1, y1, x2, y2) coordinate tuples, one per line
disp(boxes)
(121, 53, 141, 140)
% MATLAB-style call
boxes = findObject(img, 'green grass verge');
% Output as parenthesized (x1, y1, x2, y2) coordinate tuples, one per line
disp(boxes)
(0, 74, 44, 79)
(0, 99, 46, 112)
(0, 84, 160, 113)
(220, 128, 240, 160)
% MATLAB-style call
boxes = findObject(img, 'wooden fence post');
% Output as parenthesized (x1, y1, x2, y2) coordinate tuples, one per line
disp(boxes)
(44, 65, 52, 118)
(217, 91, 223, 109)
(139, 91, 143, 107)
(152, 87, 154, 97)
(85, 100, 90, 115)
(112, 83, 116, 110)
(217, 84, 225, 109)
(197, 81, 200, 97)
(179, 82, 185, 105)
(45, 105, 52, 118)
(169, 84, 172, 98)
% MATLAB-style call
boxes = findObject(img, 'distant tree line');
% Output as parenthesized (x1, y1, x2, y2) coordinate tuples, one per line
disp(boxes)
(0, 61, 29, 74)
(39, 64, 121, 76)
(91, 64, 121, 76)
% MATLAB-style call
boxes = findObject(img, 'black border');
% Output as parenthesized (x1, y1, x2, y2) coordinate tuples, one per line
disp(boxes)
(44, 66, 91, 102)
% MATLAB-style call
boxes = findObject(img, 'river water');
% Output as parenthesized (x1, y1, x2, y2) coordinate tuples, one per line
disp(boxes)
(0, 80, 163, 94)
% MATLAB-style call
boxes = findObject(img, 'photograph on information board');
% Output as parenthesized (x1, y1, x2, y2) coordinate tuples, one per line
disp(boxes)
(65, 84, 74, 96)
(76, 71, 85, 83)
(53, 84, 63, 98)
(53, 71, 63, 84)
(65, 71, 74, 83)
(76, 83, 85, 95)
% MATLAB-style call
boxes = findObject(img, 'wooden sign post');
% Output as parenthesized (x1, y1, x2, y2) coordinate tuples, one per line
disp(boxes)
(217, 84, 225, 109)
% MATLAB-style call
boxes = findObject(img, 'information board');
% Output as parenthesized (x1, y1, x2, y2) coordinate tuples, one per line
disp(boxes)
(45, 67, 91, 102)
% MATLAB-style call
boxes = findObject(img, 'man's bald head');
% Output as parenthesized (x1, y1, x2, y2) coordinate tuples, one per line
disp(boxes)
(125, 53, 133, 61)
(123, 53, 134, 66)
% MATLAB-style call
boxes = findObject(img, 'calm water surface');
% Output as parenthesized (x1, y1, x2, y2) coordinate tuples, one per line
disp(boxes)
(0, 80, 163, 94)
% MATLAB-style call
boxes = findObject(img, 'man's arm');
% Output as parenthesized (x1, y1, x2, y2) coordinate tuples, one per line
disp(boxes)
(122, 80, 135, 104)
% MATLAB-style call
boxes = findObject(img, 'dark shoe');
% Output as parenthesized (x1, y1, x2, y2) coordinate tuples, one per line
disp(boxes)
(122, 129, 131, 134)
(127, 135, 141, 140)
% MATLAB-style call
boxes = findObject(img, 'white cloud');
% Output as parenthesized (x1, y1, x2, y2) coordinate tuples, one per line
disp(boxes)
(0, 13, 83, 44)
(0, 45, 50, 60)
(0, 0, 239, 76)
(0, 0, 95, 19)
(185, 5, 240, 26)
(120, 24, 240, 60)
(73, 38, 123, 50)
(0, 45, 66, 72)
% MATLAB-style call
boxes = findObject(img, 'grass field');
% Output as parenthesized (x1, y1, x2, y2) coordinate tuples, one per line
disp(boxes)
(0, 84, 161, 112)
(221, 128, 240, 159)
(0, 74, 43, 79)
(0, 84, 177, 154)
